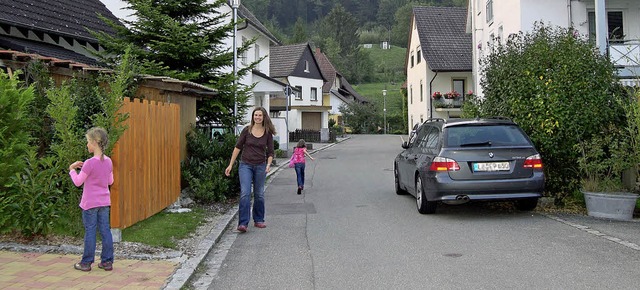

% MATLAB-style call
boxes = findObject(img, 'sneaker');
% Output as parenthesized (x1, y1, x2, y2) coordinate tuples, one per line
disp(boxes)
(237, 225, 247, 232)
(254, 222, 266, 228)
(297, 187, 302, 195)
(74, 262, 91, 272)
(98, 261, 113, 271)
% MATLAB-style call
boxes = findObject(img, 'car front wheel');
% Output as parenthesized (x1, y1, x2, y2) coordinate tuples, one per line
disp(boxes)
(416, 176, 436, 214)
(395, 164, 408, 195)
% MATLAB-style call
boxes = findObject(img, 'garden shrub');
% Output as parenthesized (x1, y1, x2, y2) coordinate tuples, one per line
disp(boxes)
(182, 129, 239, 203)
(0, 70, 34, 193)
(477, 23, 626, 203)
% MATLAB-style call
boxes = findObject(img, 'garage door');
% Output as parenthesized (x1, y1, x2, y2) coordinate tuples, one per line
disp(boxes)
(302, 112, 321, 130)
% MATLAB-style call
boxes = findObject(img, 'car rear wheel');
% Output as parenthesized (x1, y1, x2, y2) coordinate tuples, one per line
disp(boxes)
(416, 176, 436, 214)
(515, 198, 538, 211)
(394, 164, 408, 195)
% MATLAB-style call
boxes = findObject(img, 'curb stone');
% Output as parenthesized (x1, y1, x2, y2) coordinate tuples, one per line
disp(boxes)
(165, 136, 350, 289)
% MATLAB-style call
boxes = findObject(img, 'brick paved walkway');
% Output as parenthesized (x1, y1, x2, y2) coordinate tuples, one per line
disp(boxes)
(0, 251, 177, 289)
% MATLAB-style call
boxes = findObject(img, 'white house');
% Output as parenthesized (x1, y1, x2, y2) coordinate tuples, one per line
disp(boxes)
(405, 6, 473, 133)
(468, 0, 640, 96)
(269, 43, 328, 133)
(217, 3, 285, 126)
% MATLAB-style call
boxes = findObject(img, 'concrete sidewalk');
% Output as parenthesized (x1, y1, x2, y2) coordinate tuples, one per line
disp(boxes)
(0, 137, 350, 290)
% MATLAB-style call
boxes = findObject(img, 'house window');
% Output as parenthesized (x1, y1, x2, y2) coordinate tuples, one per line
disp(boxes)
(497, 26, 503, 44)
(453, 79, 465, 100)
(255, 43, 260, 63)
(588, 11, 624, 43)
(410, 51, 415, 67)
(489, 33, 495, 49)
(420, 80, 423, 102)
(304, 60, 309, 72)
(486, 0, 493, 23)
(295, 86, 303, 100)
(311, 87, 318, 101)
(410, 85, 413, 104)
(420, 115, 424, 123)
(241, 36, 248, 65)
(417, 49, 422, 64)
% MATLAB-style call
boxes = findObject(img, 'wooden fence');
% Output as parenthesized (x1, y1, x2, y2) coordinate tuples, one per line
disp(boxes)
(110, 98, 181, 229)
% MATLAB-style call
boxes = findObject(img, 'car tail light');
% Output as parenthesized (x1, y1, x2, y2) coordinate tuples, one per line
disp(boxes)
(523, 154, 543, 169)
(429, 157, 460, 171)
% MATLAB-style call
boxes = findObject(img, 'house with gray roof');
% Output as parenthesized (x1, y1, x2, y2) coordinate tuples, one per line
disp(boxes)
(268, 42, 329, 134)
(314, 47, 368, 126)
(0, 0, 120, 65)
(405, 6, 472, 132)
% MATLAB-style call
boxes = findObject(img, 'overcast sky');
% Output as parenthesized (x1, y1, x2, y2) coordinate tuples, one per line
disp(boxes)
(100, 0, 135, 21)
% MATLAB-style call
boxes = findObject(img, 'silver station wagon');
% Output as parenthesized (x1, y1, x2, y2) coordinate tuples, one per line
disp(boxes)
(394, 117, 545, 214)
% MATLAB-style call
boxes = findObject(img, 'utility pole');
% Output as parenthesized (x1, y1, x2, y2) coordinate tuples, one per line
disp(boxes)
(383, 88, 387, 134)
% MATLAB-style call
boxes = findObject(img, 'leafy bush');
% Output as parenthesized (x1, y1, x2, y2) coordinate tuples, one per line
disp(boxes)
(0, 70, 34, 193)
(477, 23, 625, 202)
(3, 153, 63, 237)
(182, 129, 239, 203)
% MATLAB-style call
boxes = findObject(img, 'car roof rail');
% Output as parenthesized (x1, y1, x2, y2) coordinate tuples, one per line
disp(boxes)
(486, 116, 513, 122)
(424, 118, 446, 124)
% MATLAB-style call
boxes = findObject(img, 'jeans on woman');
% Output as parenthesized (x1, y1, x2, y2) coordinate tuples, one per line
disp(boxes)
(238, 161, 267, 226)
(81, 206, 114, 264)
(294, 162, 305, 188)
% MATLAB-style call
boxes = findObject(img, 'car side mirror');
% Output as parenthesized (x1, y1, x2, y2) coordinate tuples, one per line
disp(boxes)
(402, 141, 409, 149)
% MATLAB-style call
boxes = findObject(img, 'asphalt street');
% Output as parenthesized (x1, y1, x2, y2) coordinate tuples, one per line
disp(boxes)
(198, 134, 640, 290)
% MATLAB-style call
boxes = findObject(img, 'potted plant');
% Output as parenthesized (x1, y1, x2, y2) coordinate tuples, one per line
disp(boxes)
(431, 91, 443, 100)
(444, 90, 461, 100)
(576, 105, 640, 221)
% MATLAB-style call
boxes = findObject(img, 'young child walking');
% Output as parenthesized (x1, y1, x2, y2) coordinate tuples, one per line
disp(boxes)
(292, 139, 314, 194)
(68, 127, 114, 272)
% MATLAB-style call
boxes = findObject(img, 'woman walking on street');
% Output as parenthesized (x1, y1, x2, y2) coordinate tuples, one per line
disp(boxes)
(225, 107, 275, 233)
(292, 139, 314, 195)
(68, 127, 114, 272)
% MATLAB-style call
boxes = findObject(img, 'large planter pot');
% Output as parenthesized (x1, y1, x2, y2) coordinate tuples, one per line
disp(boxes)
(582, 191, 639, 221)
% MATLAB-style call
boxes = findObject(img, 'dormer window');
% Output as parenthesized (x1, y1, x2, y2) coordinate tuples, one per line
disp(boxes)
(304, 60, 309, 72)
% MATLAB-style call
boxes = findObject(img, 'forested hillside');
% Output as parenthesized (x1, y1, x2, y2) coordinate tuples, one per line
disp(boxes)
(242, 0, 466, 47)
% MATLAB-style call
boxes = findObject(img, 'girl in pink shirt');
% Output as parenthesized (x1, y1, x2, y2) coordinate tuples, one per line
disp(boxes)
(292, 139, 314, 195)
(69, 127, 114, 272)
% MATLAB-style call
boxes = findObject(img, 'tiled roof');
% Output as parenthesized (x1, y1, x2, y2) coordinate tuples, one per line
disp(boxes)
(269, 43, 308, 78)
(313, 48, 337, 93)
(338, 76, 368, 103)
(413, 6, 472, 71)
(238, 5, 280, 45)
(0, 49, 216, 95)
(0, 34, 98, 65)
(0, 0, 119, 42)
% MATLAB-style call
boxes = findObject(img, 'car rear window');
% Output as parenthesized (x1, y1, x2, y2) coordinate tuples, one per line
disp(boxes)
(446, 125, 532, 147)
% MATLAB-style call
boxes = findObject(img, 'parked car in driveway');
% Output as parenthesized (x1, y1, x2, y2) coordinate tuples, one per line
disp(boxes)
(394, 117, 544, 214)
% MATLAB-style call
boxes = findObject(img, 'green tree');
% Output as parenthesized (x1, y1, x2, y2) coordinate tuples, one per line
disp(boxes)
(477, 23, 625, 202)
(339, 102, 381, 134)
(92, 0, 255, 129)
(290, 17, 308, 44)
(314, 4, 372, 83)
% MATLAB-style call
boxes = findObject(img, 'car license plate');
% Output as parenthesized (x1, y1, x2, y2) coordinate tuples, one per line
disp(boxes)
(473, 162, 510, 172)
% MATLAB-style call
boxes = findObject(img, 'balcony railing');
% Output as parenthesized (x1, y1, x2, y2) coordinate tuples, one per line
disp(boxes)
(609, 39, 640, 81)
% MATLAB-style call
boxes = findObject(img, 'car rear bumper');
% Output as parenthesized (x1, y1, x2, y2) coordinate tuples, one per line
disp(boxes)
(422, 173, 544, 201)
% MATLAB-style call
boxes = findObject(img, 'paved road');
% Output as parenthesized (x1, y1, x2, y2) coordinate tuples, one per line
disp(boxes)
(197, 135, 640, 289)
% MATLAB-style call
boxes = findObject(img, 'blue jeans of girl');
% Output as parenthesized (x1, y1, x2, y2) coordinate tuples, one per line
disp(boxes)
(81, 206, 114, 264)
(294, 162, 305, 188)
(238, 161, 266, 226)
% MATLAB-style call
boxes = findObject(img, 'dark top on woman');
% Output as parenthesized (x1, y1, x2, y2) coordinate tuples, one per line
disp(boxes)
(235, 126, 274, 165)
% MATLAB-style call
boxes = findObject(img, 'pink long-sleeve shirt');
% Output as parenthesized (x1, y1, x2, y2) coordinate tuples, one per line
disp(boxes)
(69, 156, 114, 210)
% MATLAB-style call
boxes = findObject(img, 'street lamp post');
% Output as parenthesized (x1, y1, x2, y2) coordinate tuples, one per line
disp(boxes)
(231, 0, 240, 135)
(382, 89, 387, 134)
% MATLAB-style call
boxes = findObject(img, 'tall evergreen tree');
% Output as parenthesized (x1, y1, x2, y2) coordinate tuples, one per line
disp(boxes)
(290, 17, 309, 44)
(92, 0, 256, 128)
